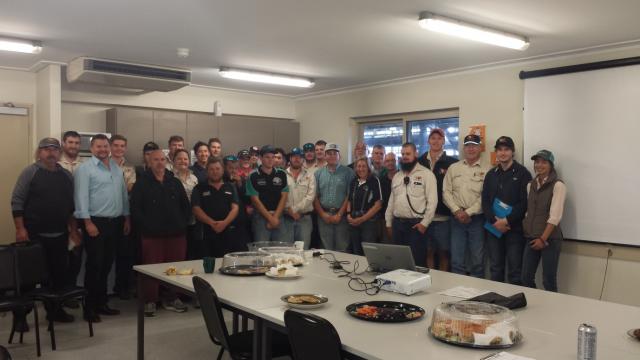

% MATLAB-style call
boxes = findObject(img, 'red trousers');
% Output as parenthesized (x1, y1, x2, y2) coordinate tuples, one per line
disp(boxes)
(141, 234, 186, 303)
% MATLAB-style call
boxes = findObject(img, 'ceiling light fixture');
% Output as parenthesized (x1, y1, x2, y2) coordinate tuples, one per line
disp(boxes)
(418, 12, 529, 51)
(0, 36, 42, 54)
(218, 67, 314, 88)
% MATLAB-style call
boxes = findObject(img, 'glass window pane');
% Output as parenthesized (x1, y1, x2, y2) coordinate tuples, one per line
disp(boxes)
(362, 122, 404, 156)
(406, 117, 460, 157)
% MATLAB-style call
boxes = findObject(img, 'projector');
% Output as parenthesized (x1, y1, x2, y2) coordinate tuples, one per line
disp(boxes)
(376, 269, 432, 296)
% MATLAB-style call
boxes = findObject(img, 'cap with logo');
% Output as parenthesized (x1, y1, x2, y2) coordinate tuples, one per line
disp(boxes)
(290, 147, 303, 156)
(38, 137, 61, 149)
(302, 143, 315, 152)
(249, 146, 260, 155)
(237, 149, 250, 159)
(494, 136, 515, 151)
(260, 145, 276, 156)
(463, 134, 482, 145)
(428, 128, 445, 139)
(143, 141, 159, 153)
(223, 155, 238, 163)
(531, 149, 555, 166)
(325, 143, 340, 153)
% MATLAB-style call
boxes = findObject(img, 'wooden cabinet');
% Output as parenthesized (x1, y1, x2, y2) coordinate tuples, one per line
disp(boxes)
(186, 113, 218, 150)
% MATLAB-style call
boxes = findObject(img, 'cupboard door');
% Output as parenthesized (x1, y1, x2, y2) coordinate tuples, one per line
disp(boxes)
(107, 108, 153, 166)
(186, 113, 218, 151)
(273, 120, 300, 152)
(153, 110, 187, 149)
(218, 115, 250, 156)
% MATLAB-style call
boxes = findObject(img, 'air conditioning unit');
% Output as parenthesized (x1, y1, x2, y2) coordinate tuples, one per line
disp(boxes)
(66, 57, 191, 92)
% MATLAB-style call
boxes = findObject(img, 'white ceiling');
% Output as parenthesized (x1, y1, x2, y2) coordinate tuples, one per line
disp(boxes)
(2, 0, 640, 96)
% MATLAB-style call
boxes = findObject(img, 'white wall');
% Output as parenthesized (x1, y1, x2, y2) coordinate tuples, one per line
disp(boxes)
(295, 45, 640, 307)
(0, 68, 36, 105)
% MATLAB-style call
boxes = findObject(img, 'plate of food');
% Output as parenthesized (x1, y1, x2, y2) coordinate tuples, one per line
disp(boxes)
(265, 264, 301, 279)
(345, 301, 425, 323)
(164, 266, 194, 276)
(219, 265, 270, 276)
(281, 294, 328, 309)
(627, 328, 640, 341)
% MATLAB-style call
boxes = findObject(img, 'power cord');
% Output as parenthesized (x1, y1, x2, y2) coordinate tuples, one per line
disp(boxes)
(320, 253, 384, 295)
(598, 248, 613, 300)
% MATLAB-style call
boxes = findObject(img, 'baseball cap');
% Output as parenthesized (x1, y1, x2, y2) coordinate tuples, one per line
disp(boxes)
(38, 137, 60, 149)
(260, 145, 276, 156)
(302, 143, 315, 152)
(143, 141, 159, 153)
(237, 149, 250, 159)
(290, 147, 303, 156)
(428, 128, 445, 139)
(531, 149, 555, 165)
(249, 146, 260, 155)
(223, 155, 238, 163)
(463, 134, 481, 145)
(325, 143, 340, 153)
(494, 136, 515, 151)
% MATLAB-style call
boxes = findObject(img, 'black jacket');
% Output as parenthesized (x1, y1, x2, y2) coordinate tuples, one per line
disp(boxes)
(419, 152, 458, 217)
(481, 161, 532, 231)
(131, 169, 191, 237)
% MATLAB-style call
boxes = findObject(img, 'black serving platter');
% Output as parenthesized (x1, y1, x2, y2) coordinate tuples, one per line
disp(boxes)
(218, 265, 269, 276)
(346, 301, 425, 323)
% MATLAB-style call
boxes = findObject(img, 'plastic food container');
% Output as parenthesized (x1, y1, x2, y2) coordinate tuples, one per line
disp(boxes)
(246, 241, 295, 252)
(258, 246, 305, 266)
(219, 251, 274, 276)
(429, 301, 522, 348)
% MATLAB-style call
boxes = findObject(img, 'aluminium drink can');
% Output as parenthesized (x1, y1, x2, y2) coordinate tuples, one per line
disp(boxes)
(577, 323, 597, 360)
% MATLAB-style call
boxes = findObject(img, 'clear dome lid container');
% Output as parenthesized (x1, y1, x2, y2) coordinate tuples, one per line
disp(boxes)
(246, 241, 295, 252)
(430, 301, 522, 348)
(219, 251, 274, 275)
(258, 246, 305, 266)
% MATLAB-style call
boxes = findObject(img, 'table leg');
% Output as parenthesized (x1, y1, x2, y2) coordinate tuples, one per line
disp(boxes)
(252, 317, 263, 360)
(260, 324, 273, 360)
(137, 274, 145, 360)
(232, 312, 239, 334)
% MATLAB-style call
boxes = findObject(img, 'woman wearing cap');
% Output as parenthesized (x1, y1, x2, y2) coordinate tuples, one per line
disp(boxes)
(521, 150, 566, 292)
(347, 158, 383, 254)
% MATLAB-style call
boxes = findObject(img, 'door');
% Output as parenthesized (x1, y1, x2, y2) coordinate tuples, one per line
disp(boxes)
(0, 110, 31, 244)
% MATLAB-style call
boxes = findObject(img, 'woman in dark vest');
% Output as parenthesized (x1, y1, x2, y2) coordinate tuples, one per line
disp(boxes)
(347, 158, 382, 255)
(521, 150, 567, 292)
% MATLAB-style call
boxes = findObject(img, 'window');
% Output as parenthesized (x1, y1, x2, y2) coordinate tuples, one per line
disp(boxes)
(362, 121, 403, 156)
(407, 117, 460, 157)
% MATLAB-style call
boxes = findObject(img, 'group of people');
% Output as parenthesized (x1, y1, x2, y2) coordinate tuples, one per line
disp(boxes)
(10, 127, 565, 324)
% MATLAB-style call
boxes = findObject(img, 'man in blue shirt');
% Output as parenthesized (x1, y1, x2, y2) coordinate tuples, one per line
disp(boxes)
(314, 143, 355, 251)
(74, 134, 130, 322)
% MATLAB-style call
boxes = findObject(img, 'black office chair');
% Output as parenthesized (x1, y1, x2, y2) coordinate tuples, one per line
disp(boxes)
(284, 309, 343, 360)
(0, 245, 41, 357)
(0, 345, 12, 360)
(11, 241, 93, 351)
(192, 276, 290, 360)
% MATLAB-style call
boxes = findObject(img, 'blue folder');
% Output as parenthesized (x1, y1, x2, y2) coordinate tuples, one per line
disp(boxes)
(484, 198, 512, 238)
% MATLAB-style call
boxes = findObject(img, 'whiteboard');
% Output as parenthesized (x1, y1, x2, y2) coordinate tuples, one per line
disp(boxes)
(523, 65, 640, 246)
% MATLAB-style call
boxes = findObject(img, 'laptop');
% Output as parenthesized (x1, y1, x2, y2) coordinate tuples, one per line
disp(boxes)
(362, 242, 429, 273)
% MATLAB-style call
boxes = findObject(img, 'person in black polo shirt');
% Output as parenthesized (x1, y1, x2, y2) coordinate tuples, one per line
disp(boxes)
(246, 145, 289, 242)
(347, 158, 382, 255)
(192, 157, 241, 257)
(190, 141, 210, 183)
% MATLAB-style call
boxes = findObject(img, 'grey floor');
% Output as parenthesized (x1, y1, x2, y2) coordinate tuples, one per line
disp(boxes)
(0, 297, 236, 360)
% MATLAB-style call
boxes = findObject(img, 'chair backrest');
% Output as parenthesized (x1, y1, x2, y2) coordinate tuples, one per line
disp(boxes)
(0, 246, 16, 292)
(11, 241, 48, 289)
(0, 345, 13, 360)
(284, 310, 343, 360)
(192, 276, 232, 351)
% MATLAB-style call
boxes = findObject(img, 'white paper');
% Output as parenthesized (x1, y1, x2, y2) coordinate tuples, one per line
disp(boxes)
(438, 286, 490, 299)
(481, 352, 535, 360)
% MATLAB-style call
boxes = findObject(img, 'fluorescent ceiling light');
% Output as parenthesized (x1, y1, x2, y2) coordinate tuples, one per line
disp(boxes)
(218, 67, 314, 88)
(418, 12, 529, 51)
(0, 37, 42, 54)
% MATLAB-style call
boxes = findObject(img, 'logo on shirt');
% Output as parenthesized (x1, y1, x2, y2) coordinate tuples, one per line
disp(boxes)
(257, 179, 267, 186)
(273, 177, 283, 186)
(224, 191, 232, 195)
(203, 191, 211, 196)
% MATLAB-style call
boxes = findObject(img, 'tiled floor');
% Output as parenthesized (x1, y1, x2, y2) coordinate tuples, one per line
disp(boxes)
(0, 298, 231, 360)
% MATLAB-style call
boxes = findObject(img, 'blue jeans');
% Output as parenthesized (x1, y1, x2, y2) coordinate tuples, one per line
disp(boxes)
(349, 219, 379, 255)
(426, 219, 451, 252)
(283, 214, 313, 249)
(487, 229, 525, 285)
(521, 237, 562, 292)
(450, 215, 485, 278)
(392, 218, 427, 267)
(318, 216, 349, 251)
(252, 214, 288, 243)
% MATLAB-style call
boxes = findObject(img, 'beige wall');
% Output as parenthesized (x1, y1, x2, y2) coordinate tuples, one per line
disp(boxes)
(0, 68, 37, 105)
(295, 45, 640, 306)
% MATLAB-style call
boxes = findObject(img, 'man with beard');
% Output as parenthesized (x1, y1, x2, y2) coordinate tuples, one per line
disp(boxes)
(302, 143, 318, 174)
(284, 147, 316, 248)
(385, 143, 437, 266)
(348, 141, 367, 169)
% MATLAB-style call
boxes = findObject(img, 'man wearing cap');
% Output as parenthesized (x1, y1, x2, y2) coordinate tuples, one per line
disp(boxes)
(313, 143, 355, 251)
(135, 142, 160, 180)
(11, 137, 79, 323)
(191, 141, 210, 183)
(521, 150, 566, 292)
(386, 142, 438, 266)
(443, 134, 490, 278)
(246, 145, 289, 242)
(165, 135, 185, 171)
(249, 146, 261, 169)
(418, 128, 458, 271)
(74, 134, 130, 322)
(223, 154, 252, 245)
(284, 147, 316, 248)
(237, 149, 253, 180)
(302, 143, 318, 174)
(482, 136, 532, 285)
